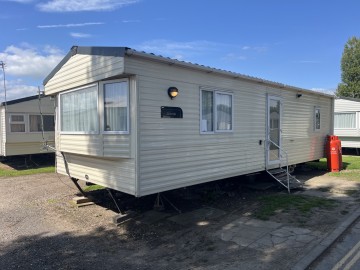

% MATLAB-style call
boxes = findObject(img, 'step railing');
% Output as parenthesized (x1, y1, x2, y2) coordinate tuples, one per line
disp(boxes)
(266, 138, 290, 193)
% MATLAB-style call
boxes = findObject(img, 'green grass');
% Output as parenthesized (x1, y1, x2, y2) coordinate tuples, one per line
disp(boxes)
(307, 155, 360, 171)
(329, 171, 360, 182)
(255, 194, 337, 220)
(0, 166, 55, 177)
(83, 184, 105, 192)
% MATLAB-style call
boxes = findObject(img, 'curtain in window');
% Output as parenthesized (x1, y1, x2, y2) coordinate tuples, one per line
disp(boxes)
(10, 115, 25, 132)
(216, 93, 232, 131)
(30, 115, 54, 132)
(104, 82, 128, 132)
(61, 85, 98, 132)
(334, 113, 356, 128)
(10, 124, 25, 132)
(201, 90, 213, 132)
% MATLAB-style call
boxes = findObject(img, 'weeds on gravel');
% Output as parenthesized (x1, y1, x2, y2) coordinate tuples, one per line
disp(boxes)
(254, 194, 337, 220)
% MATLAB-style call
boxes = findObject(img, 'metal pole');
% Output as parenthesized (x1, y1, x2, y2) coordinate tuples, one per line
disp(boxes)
(0, 61, 7, 110)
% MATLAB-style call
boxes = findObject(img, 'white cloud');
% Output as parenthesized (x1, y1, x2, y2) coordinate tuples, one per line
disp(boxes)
(135, 40, 220, 60)
(222, 53, 247, 61)
(37, 0, 140, 12)
(311, 87, 335, 95)
(3, 80, 39, 101)
(70, 32, 92, 38)
(0, 44, 64, 79)
(38, 22, 104, 28)
(122, 19, 141, 23)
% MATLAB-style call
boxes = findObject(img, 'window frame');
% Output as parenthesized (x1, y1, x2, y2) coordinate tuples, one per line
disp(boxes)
(334, 112, 357, 130)
(200, 88, 234, 134)
(29, 114, 55, 133)
(59, 83, 100, 135)
(9, 114, 26, 133)
(314, 107, 321, 131)
(100, 79, 130, 135)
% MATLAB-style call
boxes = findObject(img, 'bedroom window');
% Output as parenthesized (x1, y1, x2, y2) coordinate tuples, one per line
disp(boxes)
(103, 81, 129, 133)
(60, 84, 99, 133)
(200, 89, 233, 133)
(29, 115, 55, 132)
(334, 112, 356, 129)
(10, 114, 25, 132)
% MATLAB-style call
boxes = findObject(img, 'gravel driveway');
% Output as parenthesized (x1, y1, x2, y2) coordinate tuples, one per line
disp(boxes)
(0, 171, 358, 270)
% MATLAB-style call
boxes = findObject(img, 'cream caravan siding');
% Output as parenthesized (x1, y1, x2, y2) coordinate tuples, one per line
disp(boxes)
(0, 108, 4, 155)
(56, 153, 136, 194)
(2, 97, 55, 156)
(125, 57, 333, 196)
(45, 54, 125, 95)
(335, 98, 360, 112)
(334, 98, 360, 147)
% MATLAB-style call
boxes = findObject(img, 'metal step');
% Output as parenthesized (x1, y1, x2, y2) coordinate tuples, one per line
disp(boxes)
(266, 168, 303, 193)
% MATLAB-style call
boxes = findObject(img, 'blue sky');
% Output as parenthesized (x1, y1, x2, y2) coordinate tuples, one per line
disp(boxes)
(0, 0, 359, 100)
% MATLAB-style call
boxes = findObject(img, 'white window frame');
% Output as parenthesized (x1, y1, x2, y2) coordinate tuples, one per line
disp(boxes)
(29, 114, 55, 133)
(314, 107, 321, 131)
(200, 88, 234, 134)
(9, 114, 26, 133)
(334, 112, 357, 130)
(59, 83, 99, 135)
(100, 79, 130, 135)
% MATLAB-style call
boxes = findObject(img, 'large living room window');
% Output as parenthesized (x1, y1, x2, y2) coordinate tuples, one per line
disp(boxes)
(60, 84, 99, 133)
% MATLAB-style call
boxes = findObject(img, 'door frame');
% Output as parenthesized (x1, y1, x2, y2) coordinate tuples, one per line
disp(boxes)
(266, 95, 283, 168)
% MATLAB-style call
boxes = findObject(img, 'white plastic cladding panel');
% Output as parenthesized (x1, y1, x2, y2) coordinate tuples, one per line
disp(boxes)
(44, 54, 125, 95)
(334, 99, 360, 138)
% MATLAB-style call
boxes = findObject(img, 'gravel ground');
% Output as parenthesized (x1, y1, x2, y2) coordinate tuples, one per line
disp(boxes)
(0, 170, 359, 270)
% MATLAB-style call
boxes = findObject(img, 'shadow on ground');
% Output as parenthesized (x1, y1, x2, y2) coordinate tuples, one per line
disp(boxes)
(0, 153, 55, 170)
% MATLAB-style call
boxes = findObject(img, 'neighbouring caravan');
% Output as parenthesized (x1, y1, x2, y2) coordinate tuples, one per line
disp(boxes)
(334, 97, 360, 149)
(43, 46, 334, 196)
(0, 95, 55, 156)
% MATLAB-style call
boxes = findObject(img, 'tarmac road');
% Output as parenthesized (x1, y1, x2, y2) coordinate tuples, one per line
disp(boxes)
(311, 217, 360, 270)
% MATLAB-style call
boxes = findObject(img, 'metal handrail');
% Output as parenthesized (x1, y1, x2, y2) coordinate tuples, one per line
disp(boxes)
(267, 138, 290, 193)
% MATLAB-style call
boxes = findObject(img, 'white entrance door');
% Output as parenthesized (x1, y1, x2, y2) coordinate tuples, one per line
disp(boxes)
(267, 95, 282, 167)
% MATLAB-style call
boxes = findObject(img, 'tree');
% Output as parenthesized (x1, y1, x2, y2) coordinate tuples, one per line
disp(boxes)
(336, 37, 360, 98)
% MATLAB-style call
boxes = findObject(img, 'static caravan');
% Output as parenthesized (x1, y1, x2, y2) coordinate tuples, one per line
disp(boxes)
(43, 46, 334, 196)
(334, 97, 360, 149)
(0, 95, 55, 156)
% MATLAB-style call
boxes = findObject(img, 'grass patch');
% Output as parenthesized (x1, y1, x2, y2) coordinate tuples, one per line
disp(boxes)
(329, 171, 360, 182)
(0, 166, 55, 177)
(83, 184, 105, 192)
(306, 155, 360, 171)
(255, 194, 337, 220)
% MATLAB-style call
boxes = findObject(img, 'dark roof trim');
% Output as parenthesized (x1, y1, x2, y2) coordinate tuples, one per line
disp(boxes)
(1, 95, 41, 106)
(43, 46, 333, 99)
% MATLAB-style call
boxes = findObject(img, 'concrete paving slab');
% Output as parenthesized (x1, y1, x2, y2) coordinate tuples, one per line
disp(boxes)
(217, 217, 321, 251)
(168, 206, 226, 226)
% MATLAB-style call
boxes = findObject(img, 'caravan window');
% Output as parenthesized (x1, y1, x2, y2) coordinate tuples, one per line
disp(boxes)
(334, 113, 356, 129)
(10, 114, 25, 132)
(29, 115, 55, 132)
(103, 81, 129, 133)
(314, 107, 321, 131)
(200, 89, 233, 133)
(60, 84, 99, 133)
